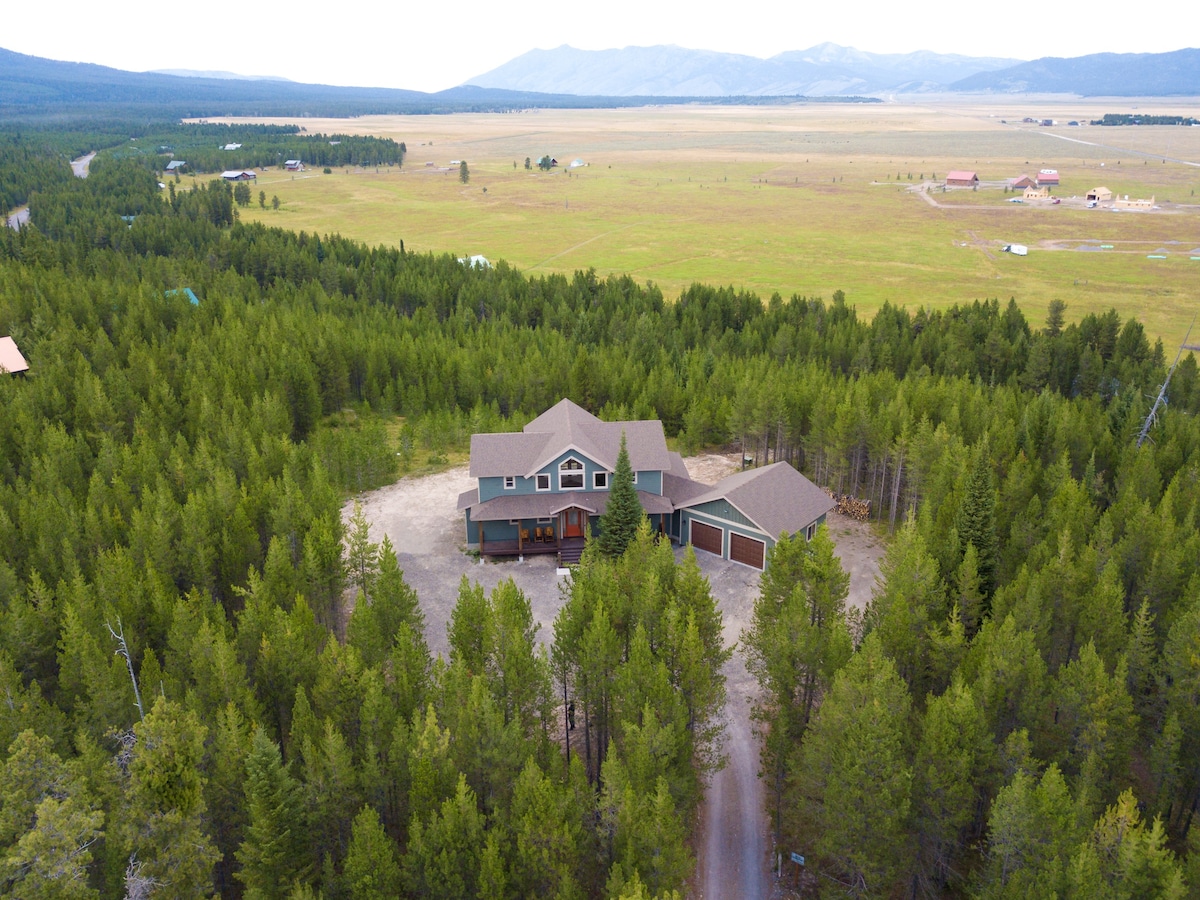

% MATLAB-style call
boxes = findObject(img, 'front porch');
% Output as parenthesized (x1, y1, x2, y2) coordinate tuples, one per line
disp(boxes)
(477, 533, 588, 564)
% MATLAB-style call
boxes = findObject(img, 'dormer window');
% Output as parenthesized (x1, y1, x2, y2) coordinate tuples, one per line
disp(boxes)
(559, 458, 584, 490)
(504, 476, 515, 490)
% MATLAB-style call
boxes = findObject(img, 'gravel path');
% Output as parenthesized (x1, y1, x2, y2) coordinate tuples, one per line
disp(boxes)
(347, 457, 886, 899)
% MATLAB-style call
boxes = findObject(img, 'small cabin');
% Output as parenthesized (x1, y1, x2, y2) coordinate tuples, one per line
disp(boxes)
(945, 170, 979, 186)
(0, 336, 30, 375)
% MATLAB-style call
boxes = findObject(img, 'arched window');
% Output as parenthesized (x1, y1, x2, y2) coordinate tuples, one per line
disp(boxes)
(559, 457, 584, 490)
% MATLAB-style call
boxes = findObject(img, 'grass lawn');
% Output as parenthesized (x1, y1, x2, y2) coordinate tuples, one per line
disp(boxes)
(214, 101, 1200, 348)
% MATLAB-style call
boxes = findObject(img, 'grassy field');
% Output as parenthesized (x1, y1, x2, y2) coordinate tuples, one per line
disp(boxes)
(210, 100, 1200, 347)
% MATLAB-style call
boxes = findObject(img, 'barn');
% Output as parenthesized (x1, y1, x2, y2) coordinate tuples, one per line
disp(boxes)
(946, 170, 979, 186)
(1037, 169, 1060, 187)
(1087, 187, 1113, 202)
(1008, 174, 1035, 189)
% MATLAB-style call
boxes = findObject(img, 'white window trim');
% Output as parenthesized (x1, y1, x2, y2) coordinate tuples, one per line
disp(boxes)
(558, 457, 585, 491)
(631, 471, 638, 485)
(535, 473, 551, 492)
(536, 517, 553, 524)
(593, 471, 609, 490)
(503, 476, 515, 490)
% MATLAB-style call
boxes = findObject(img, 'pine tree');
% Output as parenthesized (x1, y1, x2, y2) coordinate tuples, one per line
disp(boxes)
(598, 433, 644, 558)
(236, 727, 309, 897)
(956, 444, 998, 597)
(343, 805, 402, 900)
(789, 634, 913, 896)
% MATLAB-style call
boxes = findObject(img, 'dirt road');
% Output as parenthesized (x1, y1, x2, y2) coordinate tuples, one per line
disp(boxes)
(71, 152, 96, 179)
(348, 455, 886, 900)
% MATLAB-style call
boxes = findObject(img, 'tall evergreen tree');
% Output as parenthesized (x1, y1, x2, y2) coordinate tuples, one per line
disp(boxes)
(236, 727, 309, 898)
(598, 433, 644, 558)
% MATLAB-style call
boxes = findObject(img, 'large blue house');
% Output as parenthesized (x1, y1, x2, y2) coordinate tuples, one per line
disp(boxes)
(457, 399, 834, 569)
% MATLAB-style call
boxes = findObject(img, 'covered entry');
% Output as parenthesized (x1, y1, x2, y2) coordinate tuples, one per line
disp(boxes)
(689, 520, 723, 556)
(562, 507, 587, 539)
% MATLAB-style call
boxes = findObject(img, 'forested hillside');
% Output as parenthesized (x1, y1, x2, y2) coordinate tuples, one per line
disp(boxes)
(1, 133, 1199, 897)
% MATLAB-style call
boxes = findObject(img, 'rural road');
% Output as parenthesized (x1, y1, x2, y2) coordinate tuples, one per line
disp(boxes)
(6, 151, 94, 230)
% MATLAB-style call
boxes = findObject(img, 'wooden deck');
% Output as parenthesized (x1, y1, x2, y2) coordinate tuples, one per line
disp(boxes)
(479, 536, 587, 562)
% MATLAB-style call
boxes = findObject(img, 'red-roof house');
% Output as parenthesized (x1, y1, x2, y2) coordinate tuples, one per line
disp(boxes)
(946, 170, 979, 186)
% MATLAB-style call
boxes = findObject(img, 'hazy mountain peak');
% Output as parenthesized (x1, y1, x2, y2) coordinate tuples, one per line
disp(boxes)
(148, 68, 293, 82)
(466, 42, 1025, 96)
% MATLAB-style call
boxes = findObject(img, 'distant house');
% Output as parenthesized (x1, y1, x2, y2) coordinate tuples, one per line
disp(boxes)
(165, 160, 187, 172)
(284, 160, 303, 171)
(457, 255, 492, 269)
(946, 170, 979, 186)
(1087, 186, 1113, 202)
(222, 143, 242, 151)
(165, 288, 200, 306)
(221, 170, 257, 181)
(0, 336, 29, 375)
(457, 398, 833, 569)
(1114, 195, 1155, 209)
(568, 159, 587, 168)
(1037, 169, 1060, 186)
(1024, 186, 1051, 200)
(1008, 174, 1035, 189)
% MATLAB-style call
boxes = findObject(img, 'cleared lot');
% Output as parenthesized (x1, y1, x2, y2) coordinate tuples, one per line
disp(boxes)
(344, 454, 886, 899)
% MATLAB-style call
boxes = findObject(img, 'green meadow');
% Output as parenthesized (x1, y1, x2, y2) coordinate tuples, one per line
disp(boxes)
(223, 102, 1200, 348)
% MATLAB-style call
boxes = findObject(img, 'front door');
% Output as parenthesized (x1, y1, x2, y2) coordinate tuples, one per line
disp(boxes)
(564, 508, 585, 539)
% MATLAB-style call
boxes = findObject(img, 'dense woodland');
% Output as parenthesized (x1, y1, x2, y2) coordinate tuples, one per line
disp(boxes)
(1, 131, 1199, 898)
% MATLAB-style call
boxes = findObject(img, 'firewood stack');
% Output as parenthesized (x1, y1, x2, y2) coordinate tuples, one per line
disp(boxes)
(823, 488, 871, 522)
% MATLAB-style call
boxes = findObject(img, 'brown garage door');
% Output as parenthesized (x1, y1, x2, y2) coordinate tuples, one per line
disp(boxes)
(730, 533, 766, 569)
(690, 520, 723, 556)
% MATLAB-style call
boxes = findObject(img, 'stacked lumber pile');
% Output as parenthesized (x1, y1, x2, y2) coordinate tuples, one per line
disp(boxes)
(823, 489, 871, 522)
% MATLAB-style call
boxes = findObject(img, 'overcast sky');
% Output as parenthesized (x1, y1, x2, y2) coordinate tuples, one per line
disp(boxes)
(6, 0, 1195, 93)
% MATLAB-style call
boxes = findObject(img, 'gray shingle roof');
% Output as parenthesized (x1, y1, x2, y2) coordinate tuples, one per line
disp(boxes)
(676, 462, 834, 540)
(465, 489, 673, 522)
(469, 398, 672, 478)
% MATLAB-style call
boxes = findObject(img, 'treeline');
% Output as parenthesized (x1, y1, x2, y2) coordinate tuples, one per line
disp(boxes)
(111, 124, 407, 174)
(0, 137, 76, 211)
(1092, 113, 1200, 126)
(2, 144, 1199, 896)
(743, 387, 1200, 894)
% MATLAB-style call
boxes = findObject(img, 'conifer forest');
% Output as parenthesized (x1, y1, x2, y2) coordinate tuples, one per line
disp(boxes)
(1, 130, 1199, 898)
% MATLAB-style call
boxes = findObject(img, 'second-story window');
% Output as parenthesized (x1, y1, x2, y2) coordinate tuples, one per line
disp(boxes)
(559, 458, 584, 489)
(504, 476, 515, 490)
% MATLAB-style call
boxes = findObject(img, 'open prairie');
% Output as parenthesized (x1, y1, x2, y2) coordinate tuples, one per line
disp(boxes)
(217, 99, 1200, 346)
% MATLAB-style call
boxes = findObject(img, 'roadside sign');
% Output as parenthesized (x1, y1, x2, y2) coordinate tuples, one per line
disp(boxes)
(790, 852, 805, 866)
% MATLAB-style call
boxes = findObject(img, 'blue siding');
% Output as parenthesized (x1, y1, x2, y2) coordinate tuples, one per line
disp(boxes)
(477, 449, 661, 502)
(635, 469, 662, 495)
(689, 498, 754, 529)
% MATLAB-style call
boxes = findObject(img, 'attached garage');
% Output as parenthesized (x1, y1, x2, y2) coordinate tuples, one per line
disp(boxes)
(690, 520, 723, 557)
(729, 532, 766, 569)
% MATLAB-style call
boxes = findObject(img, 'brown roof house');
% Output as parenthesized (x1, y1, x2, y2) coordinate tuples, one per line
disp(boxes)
(1008, 174, 1036, 189)
(946, 170, 979, 186)
(457, 398, 833, 568)
(0, 336, 29, 375)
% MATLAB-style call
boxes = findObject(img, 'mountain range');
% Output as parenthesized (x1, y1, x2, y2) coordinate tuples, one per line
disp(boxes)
(466, 43, 1022, 96)
(1, 43, 1198, 122)
(468, 44, 1200, 97)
